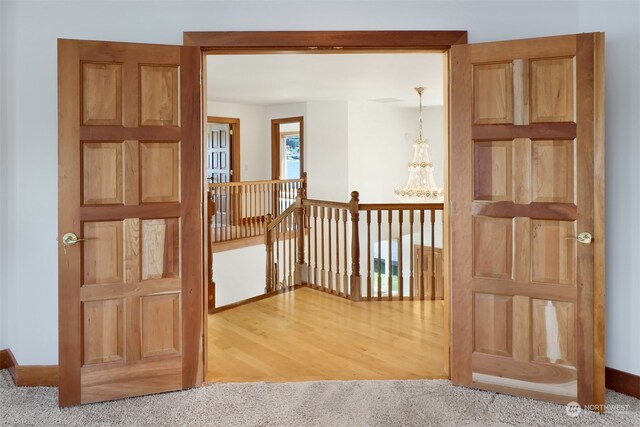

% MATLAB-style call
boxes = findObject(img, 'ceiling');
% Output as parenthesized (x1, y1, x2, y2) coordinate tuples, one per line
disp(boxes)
(206, 53, 444, 108)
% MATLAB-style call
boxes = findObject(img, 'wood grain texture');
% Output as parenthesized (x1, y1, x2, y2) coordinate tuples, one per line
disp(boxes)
(472, 123, 576, 140)
(179, 45, 204, 389)
(592, 32, 606, 407)
(1, 349, 58, 386)
(575, 32, 597, 409)
(58, 39, 83, 407)
(605, 367, 640, 399)
(58, 39, 203, 406)
(184, 31, 468, 50)
(450, 33, 605, 408)
(450, 41, 473, 386)
(207, 288, 447, 382)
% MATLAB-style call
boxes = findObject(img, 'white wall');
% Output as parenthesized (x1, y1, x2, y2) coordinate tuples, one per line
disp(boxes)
(2, 0, 639, 377)
(207, 101, 270, 181)
(0, 0, 9, 350)
(305, 101, 349, 200)
(348, 103, 444, 203)
(213, 245, 266, 307)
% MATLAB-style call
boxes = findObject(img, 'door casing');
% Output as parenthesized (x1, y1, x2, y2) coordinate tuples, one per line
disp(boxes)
(271, 116, 304, 180)
(188, 30, 468, 381)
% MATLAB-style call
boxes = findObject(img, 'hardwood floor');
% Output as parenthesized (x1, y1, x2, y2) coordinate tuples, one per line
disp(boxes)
(206, 287, 448, 382)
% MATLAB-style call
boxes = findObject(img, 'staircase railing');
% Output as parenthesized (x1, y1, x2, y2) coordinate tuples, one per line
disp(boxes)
(264, 189, 444, 301)
(265, 203, 297, 292)
(208, 174, 306, 243)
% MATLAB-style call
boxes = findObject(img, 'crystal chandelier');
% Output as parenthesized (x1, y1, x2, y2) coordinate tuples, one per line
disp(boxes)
(394, 87, 443, 203)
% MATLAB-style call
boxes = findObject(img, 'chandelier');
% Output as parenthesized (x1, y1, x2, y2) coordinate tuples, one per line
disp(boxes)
(394, 87, 443, 203)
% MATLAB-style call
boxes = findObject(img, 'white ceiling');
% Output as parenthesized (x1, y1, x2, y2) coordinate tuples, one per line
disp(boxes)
(206, 53, 444, 107)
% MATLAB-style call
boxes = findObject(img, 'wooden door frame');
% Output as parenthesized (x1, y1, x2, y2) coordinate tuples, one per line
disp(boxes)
(186, 30, 468, 382)
(271, 116, 304, 180)
(207, 116, 240, 182)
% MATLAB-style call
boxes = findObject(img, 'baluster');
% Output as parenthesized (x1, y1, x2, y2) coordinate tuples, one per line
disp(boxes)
(212, 186, 218, 241)
(387, 209, 393, 301)
(431, 209, 436, 300)
(238, 185, 243, 238)
(226, 185, 231, 241)
(342, 209, 348, 297)
(313, 206, 318, 288)
(398, 209, 403, 300)
(263, 183, 267, 233)
(335, 207, 341, 295)
(366, 210, 371, 300)
(246, 184, 251, 237)
(223, 186, 227, 241)
(320, 206, 326, 290)
(275, 214, 280, 288)
(248, 184, 254, 237)
(420, 209, 425, 300)
(327, 207, 333, 293)
(265, 214, 273, 292)
(409, 210, 414, 300)
(288, 214, 294, 288)
(227, 185, 236, 239)
(254, 184, 258, 236)
(254, 184, 259, 236)
(377, 210, 382, 300)
(306, 205, 312, 285)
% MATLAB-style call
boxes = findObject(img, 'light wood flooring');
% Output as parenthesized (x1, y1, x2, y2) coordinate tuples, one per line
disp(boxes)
(206, 287, 448, 382)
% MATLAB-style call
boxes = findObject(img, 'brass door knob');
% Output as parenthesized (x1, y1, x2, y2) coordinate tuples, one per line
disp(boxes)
(62, 232, 87, 247)
(577, 232, 593, 245)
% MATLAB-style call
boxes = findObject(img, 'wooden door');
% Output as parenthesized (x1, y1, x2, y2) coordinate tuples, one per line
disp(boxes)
(450, 33, 605, 408)
(58, 39, 203, 406)
(207, 123, 230, 184)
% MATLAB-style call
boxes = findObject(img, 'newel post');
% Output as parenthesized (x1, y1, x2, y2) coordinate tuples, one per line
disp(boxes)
(265, 213, 274, 293)
(349, 191, 361, 301)
(294, 188, 307, 285)
(301, 172, 308, 198)
(207, 189, 216, 312)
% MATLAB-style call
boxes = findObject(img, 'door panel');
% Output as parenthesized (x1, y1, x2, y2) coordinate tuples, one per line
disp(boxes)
(450, 33, 604, 407)
(58, 39, 202, 406)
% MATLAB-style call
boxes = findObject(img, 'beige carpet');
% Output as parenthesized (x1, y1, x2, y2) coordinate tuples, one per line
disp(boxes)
(1, 370, 638, 426)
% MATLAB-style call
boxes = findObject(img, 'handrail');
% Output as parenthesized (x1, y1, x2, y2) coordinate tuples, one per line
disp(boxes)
(208, 177, 304, 188)
(265, 203, 295, 233)
(359, 202, 444, 211)
(303, 198, 350, 209)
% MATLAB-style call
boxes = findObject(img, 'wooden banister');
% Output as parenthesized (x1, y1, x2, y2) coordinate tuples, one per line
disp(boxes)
(208, 177, 304, 188)
(209, 178, 305, 246)
(260, 187, 444, 303)
(359, 202, 444, 211)
(302, 199, 349, 209)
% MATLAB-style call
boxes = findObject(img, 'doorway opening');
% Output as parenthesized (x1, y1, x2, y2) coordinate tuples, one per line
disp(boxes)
(207, 116, 240, 184)
(272, 117, 304, 180)
(204, 50, 450, 382)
